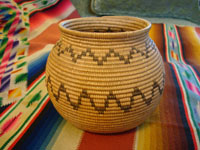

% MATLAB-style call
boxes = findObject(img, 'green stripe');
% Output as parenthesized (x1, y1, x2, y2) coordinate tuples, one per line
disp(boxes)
(0, 37, 8, 46)
(0, 47, 6, 62)
(23, 0, 58, 14)
(0, 75, 45, 123)
(173, 26, 200, 86)
(166, 25, 182, 63)
(3, 20, 14, 34)
(45, 119, 66, 149)
(18, 56, 26, 60)
(42, 0, 48, 5)
(16, 62, 27, 68)
(15, 73, 28, 84)
(176, 65, 200, 138)
(170, 25, 200, 87)
(188, 67, 200, 87)
(173, 25, 200, 133)
(2, 12, 16, 34)
(165, 24, 200, 141)
(0, 7, 12, 11)
(184, 70, 191, 79)
(25, 22, 29, 27)
(0, 37, 8, 61)
(29, 3, 54, 12)
(0, 97, 2, 107)
(0, 94, 49, 150)
(23, 0, 41, 6)
(23, 12, 28, 16)
(171, 24, 200, 139)
(26, 90, 42, 107)
(166, 25, 172, 61)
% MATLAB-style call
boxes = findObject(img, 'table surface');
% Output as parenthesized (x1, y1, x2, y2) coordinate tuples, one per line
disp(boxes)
(0, 0, 200, 150)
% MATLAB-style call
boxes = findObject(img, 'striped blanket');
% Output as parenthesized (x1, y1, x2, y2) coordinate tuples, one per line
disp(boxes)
(0, 0, 200, 149)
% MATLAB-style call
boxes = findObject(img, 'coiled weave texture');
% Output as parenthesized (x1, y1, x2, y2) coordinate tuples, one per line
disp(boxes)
(45, 16, 165, 133)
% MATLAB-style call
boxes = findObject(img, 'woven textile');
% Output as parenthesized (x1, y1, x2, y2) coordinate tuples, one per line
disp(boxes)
(0, 0, 200, 149)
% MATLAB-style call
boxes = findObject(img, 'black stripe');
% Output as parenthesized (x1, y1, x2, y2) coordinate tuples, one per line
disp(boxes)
(169, 64, 195, 149)
(17, 0, 35, 5)
(163, 25, 194, 149)
(0, 103, 11, 114)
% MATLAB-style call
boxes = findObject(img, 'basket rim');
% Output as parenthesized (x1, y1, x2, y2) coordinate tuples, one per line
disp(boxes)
(59, 16, 151, 39)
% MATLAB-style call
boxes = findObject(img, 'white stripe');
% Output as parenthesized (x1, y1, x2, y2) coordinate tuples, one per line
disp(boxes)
(132, 127, 139, 150)
(5, 95, 49, 149)
(0, 73, 45, 118)
(164, 24, 200, 149)
(188, 67, 200, 87)
(25, 44, 53, 64)
(173, 65, 200, 149)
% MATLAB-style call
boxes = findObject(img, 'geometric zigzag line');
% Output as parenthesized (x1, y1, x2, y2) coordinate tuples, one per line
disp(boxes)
(55, 39, 156, 66)
(46, 75, 164, 114)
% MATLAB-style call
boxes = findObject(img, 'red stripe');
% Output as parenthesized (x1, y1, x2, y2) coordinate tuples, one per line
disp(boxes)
(30, 0, 73, 31)
(2, 72, 47, 148)
(8, 97, 50, 150)
(163, 24, 169, 62)
(0, 72, 45, 118)
(0, 2, 18, 10)
(164, 24, 197, 150)
(0, 102, 16, 118)
(172, 64, 198, 150)
(175, 25, 199, 150)
(175, 27, 200, 82)
(78, 129, 136, 150)
(28, 10, 80, 56)
(195, 27, 200, 38)
(7, 11, 21, 36)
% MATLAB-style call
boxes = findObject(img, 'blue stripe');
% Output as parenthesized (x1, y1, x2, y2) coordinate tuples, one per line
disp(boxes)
(13, 101, 63, 149)
(28, 51, 49, 86)
(39, 115, 63, 149)
(13, 40, 19, 48)
(0, 75, 10, 92)
(28, 102, 62, 150)
(9, 52, 17, 61)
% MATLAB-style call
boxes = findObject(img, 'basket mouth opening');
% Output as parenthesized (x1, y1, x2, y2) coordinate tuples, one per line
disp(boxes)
(59, 16, 151, 38)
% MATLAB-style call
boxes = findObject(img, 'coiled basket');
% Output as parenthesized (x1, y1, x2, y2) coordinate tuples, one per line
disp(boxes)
(45, 16, 165, 133)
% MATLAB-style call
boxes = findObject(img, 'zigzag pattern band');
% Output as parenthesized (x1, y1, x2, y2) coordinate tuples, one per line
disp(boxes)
(46, 75, 164, 114)
(55, 39, 155, 65)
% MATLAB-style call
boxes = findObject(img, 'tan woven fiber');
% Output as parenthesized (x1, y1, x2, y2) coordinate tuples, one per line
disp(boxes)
(45, 16, 165, 133)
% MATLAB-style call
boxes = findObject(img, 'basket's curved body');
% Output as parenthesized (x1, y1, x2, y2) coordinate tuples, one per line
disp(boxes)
(45, 16, 165, 133)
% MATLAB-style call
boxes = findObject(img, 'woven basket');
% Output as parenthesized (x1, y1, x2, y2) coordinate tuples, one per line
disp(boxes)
(45, 16, 165, 133)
